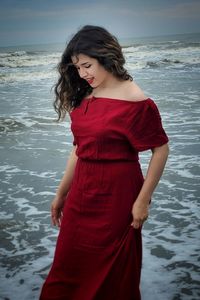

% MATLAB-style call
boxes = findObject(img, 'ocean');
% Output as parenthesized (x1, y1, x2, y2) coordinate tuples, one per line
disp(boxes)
(0, 32, 200, 299)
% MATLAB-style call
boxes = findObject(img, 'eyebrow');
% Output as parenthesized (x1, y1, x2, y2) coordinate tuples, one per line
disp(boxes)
(73, 62, 91, 66)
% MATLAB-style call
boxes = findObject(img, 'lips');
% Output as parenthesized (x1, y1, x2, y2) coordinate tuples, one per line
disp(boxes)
(86, 78, 94, 85)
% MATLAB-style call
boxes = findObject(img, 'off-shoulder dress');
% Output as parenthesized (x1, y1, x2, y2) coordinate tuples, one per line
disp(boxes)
(40, 97, 168, 300)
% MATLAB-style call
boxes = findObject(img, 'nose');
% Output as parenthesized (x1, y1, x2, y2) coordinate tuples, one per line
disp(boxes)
(78, 67, 88, 79)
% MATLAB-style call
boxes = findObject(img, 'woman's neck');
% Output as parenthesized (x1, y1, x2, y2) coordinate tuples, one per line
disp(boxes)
(92, 76, 126, 96)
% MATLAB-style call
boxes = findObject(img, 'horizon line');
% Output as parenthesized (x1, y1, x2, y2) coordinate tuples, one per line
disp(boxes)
(0, 31, 200, 49)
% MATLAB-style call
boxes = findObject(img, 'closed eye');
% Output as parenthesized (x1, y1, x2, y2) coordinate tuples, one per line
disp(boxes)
(74, 64, 91, 70)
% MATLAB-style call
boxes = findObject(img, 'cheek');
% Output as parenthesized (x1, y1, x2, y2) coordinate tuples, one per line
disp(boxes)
(94, 69, 104, 79)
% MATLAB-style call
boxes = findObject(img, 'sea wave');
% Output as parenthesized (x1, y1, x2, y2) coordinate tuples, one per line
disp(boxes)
(146, 59, 184, 68)
(0, 50, 61, 68)
(0, 70, 57, 83)
(0, 41, 199, 70)
(123, 43, 200, 70)
(0, 39, 199, 84)
(0, 116, 70, 134)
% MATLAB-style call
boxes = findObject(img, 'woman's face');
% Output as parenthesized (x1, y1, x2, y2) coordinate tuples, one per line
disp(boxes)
(71, 54, 110, 88)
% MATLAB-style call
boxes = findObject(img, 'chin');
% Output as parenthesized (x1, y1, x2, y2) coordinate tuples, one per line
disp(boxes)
(90, 83, 98, 88)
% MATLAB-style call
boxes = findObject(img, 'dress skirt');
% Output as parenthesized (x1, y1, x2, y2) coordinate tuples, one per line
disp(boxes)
(40, 157, 144, 300)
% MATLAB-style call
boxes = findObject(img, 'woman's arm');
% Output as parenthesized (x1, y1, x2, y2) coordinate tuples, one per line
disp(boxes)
(51, 145, 78, 227)
(131, 143, 169, 229)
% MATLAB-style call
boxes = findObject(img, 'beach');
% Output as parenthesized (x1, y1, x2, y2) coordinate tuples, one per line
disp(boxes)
(0, 32, 200, 300)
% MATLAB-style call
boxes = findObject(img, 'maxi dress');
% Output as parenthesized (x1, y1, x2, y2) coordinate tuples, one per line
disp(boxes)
(40, 97, 168, 300)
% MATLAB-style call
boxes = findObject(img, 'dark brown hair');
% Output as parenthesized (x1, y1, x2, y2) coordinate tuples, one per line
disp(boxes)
(54, 25, 132, 120)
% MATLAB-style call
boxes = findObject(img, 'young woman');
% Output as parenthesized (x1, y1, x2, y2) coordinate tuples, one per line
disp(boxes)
(40, 25, 169, 300)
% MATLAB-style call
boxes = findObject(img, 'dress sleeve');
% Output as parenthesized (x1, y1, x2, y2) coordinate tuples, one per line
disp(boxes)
(127, 99, 169, 152)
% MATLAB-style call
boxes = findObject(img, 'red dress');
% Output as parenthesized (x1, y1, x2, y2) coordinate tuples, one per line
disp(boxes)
(40, 97, 168, 300)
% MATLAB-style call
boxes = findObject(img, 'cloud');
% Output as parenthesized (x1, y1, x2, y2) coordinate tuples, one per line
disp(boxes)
(0, 2, 112, 19)
(0, 0, 199, 46)
(1, 1, 199, 22)
(142, 1, 200, 19)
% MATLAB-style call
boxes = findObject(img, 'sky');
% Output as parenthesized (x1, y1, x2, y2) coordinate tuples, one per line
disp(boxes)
(0, 0, 200, 46)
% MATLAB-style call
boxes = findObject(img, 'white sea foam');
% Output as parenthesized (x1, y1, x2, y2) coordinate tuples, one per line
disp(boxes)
(0, 69, 57, 84)
(0, 51, 61, 68)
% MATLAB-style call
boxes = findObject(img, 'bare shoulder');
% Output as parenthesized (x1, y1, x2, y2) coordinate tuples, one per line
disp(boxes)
(123, 80, 148, 102)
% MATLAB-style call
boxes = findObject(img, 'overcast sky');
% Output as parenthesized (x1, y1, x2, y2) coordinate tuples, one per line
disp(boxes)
(0, 0, 200, 46)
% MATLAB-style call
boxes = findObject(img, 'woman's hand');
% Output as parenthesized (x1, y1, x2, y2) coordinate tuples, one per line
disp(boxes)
(51, 196, 66, 228)
(131, 200, 149, 229)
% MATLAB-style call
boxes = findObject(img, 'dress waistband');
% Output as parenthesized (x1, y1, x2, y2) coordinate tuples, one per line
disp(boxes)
(78, 156, 139, 164)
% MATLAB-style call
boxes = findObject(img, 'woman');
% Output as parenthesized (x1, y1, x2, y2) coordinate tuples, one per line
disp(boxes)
(40, 25, 169, 300)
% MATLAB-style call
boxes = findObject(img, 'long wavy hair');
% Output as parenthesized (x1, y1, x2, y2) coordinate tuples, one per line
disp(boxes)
(54, 25, 132, 120)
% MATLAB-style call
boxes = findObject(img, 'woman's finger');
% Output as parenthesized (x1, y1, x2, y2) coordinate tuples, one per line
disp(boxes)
(51, 208, 61, 227)
(131, 215, 148, 228)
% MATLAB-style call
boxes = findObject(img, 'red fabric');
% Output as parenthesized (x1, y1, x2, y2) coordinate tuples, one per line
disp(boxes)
(40, 97, 168, 300)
